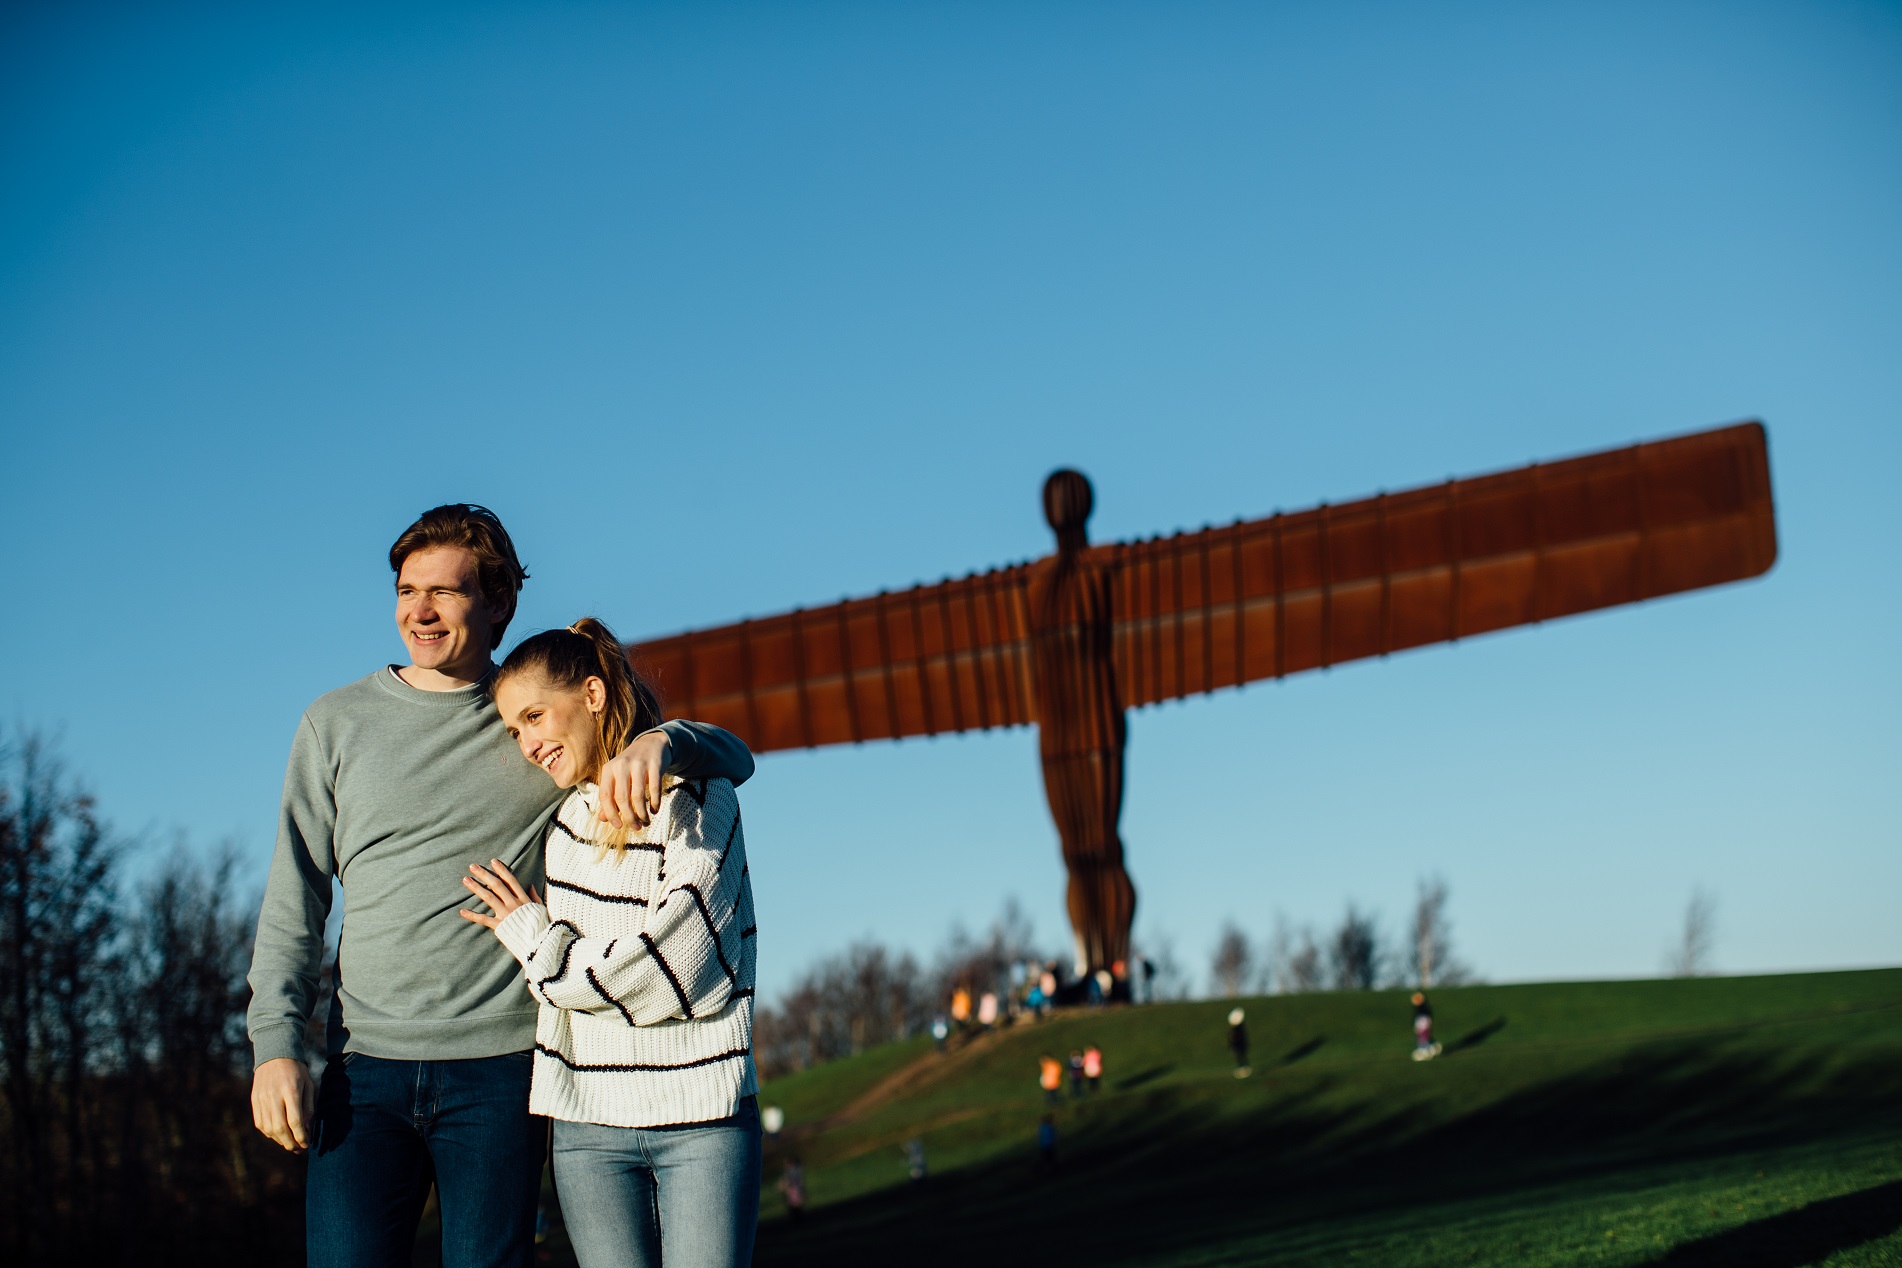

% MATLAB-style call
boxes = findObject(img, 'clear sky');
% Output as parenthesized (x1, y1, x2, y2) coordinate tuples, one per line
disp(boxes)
(3, 0, 1897, 1000)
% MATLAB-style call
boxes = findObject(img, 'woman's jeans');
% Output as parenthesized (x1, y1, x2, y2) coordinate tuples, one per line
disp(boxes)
(552, 1098, 762, 1268)
(307, 1051, 542, 1268)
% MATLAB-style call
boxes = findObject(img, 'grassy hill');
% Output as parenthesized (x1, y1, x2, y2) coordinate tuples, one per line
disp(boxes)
(739, 969, 1902, 1267)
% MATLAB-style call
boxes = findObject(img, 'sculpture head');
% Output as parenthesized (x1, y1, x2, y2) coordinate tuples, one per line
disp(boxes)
(1043, 469, 1093, 553)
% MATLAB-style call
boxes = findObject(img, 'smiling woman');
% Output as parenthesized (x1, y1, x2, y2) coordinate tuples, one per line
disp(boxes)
(466, 615, 762, 1268)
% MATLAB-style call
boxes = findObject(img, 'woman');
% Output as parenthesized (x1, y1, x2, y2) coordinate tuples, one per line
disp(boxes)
(459, 618, 759, 1268)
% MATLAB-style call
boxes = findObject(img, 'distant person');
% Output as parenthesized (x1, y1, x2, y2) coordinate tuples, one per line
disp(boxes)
(931, 1012, 950, 1051)
(1093, 968, 1114, 1006)
(1228, 1007, 1251, 1078)
(778, 1159, 806, 1223)
(244, 505, 754, 1268)
(1039, 1054, 1063, 1106)
(1083, 1044, 1103, 1093)
(1068, 1049, 1086, 1098)
(1036, 1115, 1059, 1170)
(1025, 980, 1047, 1016)
(1039, 966, 1059, 1006)
(951, 986, 973, 1031)
(1411, 992, 1442, 1061)
(978, 991, 1000, 1029)
(1140, 957, 1155, 1004)
(904, 1137, 927, 1184)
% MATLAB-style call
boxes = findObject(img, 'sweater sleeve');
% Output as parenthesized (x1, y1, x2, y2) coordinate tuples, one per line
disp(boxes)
(245, 714, 338, 1067)
(495, 780, 748, 1025)
(650, 721, 755, 788)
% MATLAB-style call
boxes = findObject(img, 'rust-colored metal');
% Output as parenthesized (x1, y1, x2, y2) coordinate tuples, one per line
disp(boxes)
(630, 421, 1778, 972)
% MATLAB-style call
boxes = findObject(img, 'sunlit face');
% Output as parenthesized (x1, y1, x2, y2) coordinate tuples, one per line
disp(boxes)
(494, 671, 607, 789)
(394, 546, 509, 678)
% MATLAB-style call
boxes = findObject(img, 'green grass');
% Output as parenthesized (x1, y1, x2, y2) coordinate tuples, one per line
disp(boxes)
(746, 969, 1902, 1266)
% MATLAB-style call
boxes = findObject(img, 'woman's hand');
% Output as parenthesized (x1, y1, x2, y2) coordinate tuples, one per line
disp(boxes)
(460, 859, 542, 930)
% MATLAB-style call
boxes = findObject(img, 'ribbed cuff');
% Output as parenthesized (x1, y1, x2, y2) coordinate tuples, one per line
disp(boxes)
(495, 902, 552, 966)
(251, 1023, 306, 1068)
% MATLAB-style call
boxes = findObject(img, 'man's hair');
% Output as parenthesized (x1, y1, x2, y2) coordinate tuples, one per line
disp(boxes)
(388, 504, 529, 649)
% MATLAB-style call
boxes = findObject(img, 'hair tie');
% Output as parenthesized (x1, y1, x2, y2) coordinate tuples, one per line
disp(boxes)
(568, 622, 585, 635)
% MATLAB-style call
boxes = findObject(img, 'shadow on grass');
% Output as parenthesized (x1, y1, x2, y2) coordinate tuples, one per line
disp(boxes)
(1639, 1179, 1902, 1267)
(756, 1037, 1902, 1268)
(1281, 1037, 1327, 1065)
(1448, 1017, 1507, 1053)
(1114, 1064, 1174, 1091)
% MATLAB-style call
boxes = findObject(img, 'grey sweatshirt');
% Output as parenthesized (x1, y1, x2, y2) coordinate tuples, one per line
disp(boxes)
(245, 667, 754, 1067)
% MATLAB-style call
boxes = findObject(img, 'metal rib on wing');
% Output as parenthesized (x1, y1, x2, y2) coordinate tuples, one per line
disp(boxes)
(632, 567, 1041, 754)
(1107, 421, 1778, 707)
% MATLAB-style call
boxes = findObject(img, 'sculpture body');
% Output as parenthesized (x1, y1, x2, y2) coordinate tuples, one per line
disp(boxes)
(628, 422, 1778, 977)
(1028, 471, 1134, 973)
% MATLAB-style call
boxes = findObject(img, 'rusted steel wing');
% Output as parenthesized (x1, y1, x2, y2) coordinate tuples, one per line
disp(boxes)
(631, 421, 1776, 751)
(1110, 420, 1777, 707)
(633, 568, 1040, 752)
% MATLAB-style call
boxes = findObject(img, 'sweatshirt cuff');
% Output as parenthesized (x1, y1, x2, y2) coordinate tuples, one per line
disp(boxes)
(651, 721, 697, 775)
(251, 1023, 306, 1069)
(495, 902, 552, 966)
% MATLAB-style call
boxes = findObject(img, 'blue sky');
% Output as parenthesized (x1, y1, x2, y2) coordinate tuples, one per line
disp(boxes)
(2, 0, 1897, 999)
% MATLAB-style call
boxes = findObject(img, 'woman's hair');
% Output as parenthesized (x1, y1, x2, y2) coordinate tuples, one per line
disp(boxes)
(496, 617, 663, 847)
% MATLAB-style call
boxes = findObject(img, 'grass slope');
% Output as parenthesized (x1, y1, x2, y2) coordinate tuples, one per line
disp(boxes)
(750, 970, 1902, 1267)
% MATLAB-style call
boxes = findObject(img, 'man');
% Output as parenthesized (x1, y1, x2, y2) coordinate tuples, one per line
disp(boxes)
(246, 504, 754, 1268)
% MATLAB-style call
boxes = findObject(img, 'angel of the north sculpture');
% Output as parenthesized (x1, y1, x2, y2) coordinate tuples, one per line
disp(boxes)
(629, 421, 1776, 978)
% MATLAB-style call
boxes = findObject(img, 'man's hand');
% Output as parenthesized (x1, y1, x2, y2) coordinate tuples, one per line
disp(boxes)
(597, 729, 671, 831)
(252, 1057, 316, 1155)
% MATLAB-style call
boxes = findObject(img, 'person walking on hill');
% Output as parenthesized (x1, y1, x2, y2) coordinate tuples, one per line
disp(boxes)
(1082, 1045, 1103, 1093)
(1067, 1049, 1086, 1098)
(777, 1159, 806, 1223)
(246, 505, 753, 1268)
(1036, 1115, 1059, 1170)
(1411, 992, 1441, 1061)
(1039, 1054, 1063, 1106)
(1228, 1007, 1251, 1078)
(462, 617, 762, 1268)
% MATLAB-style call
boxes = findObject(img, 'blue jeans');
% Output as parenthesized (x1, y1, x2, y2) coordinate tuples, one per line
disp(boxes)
(551, 1098, 761, 1268)
(307, 1051, 542, 1268)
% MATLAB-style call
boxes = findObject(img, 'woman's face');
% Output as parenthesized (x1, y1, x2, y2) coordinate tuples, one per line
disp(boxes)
(494, 671, 606, 789)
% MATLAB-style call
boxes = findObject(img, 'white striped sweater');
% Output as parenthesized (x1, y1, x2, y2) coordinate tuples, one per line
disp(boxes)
(492, 776, 757, 1128)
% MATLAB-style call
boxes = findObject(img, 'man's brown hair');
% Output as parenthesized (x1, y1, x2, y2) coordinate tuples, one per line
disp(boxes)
(388, 504, 529, 649)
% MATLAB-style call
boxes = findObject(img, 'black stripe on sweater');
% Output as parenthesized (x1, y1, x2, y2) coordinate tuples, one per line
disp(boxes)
(640, 931, 694, 1020)
(552, 816, 665, 853)
(716, 811, 742, 871)
(548, 876, 648, 907)
(534, 1042, 748, 1073)
(671, 883, 737, 985)
(587, 966, 637, 1027)
(532, 923, 582, 988)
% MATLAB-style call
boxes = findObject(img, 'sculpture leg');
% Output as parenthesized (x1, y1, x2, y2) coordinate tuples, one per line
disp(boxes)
(1039, 745, 1135, 976)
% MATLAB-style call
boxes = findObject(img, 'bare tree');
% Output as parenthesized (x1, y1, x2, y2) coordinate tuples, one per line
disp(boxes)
(1665, 887, 1717, 977)
(1208, 922, 1256, 998)
(1268, 914, 1324, 994)
(1411, 875, 1475, 988)
(1328, 904, 1385, 991)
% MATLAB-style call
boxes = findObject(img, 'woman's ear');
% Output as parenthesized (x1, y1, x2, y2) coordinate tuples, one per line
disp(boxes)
(585, 676, 608, 714)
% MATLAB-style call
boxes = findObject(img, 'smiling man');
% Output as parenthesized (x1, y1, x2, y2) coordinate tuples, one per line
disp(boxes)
(245, 504, 754, 1268)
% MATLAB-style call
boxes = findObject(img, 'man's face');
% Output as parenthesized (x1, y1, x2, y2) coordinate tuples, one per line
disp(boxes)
(394, 546, 506, 676)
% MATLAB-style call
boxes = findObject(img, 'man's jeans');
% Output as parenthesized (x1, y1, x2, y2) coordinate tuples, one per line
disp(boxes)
(551, 1098, 761, 1268)
(308, 1051, 542, 1268)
